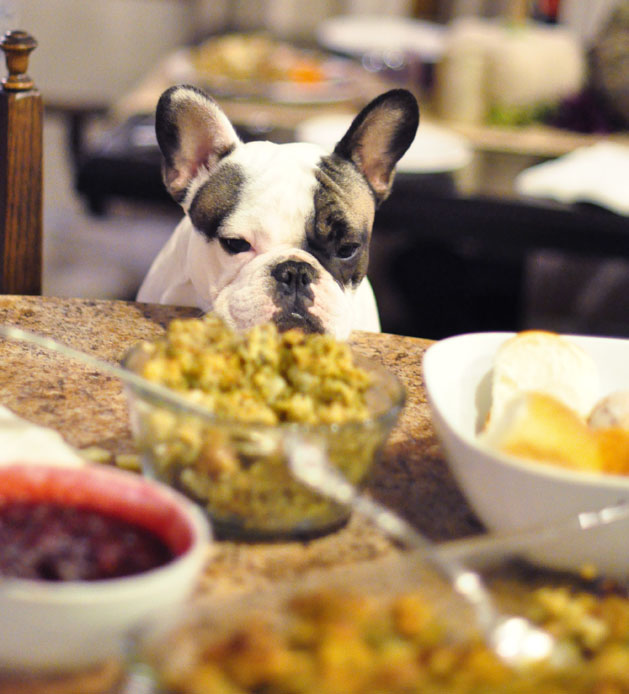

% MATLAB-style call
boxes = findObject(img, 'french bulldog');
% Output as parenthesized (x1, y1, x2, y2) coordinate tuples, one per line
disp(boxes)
(137, 85, 419, 339)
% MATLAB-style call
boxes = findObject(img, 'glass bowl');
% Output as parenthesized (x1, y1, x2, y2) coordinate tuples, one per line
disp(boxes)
(130, 537, 629, 694)
(123, 345, 404, 541)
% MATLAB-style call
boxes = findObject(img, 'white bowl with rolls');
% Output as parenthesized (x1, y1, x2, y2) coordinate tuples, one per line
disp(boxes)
(423, 330, 629, 578)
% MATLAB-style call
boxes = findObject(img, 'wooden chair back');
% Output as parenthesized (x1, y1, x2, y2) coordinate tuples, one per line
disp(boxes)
(0, 30, 42, 295)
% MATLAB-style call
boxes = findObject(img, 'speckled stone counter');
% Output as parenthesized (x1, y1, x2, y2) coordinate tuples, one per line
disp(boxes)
(0, 296, 482, 597)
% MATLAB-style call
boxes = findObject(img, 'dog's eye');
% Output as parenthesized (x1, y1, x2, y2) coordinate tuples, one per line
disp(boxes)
(220, 237, 252, 254)
(336, 243, 359, 260)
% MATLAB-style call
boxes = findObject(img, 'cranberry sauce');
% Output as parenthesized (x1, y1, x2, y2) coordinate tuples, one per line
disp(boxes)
(0, 501, 174, 581)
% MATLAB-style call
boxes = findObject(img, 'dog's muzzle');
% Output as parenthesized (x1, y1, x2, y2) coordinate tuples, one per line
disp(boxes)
(272, 260, 316, 303)
(271, 260, 323, 333)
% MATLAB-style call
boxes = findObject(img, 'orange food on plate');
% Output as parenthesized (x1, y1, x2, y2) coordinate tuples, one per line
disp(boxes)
(595, 427, 629, 475)
(191, 33, 328, 85)
(288, 60, 325, 84)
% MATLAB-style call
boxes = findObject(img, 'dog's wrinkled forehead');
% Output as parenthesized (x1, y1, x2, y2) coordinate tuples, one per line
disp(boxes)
(187, 140, 374, 244)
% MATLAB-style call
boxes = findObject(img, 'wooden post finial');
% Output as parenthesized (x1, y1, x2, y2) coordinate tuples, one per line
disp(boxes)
(1, 30, 38, 92)
(0, 29, 42, 295)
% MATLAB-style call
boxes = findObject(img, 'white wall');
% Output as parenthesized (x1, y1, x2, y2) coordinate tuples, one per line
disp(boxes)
(17, 0, 196, 106)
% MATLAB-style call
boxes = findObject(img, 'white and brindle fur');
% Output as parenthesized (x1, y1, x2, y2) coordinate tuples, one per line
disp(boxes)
(137, 85, 419, 339)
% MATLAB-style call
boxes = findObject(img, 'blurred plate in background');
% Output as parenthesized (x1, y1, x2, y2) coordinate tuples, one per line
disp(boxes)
(296, 114, 472, 173)
(515, 142, 629, 215)
(189, 33, 368, 105)
(317, 14, 447, 63)
(194, 56, 367, 105)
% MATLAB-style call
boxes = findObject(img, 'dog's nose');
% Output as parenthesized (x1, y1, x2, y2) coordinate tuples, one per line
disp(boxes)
(271, 260, 316, 295)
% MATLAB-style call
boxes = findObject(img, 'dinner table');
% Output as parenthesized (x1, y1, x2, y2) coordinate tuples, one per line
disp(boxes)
(0, 294, 486, 693)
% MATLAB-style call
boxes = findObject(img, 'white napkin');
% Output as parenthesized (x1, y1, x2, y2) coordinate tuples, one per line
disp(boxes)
(0, 406, 85, 466)
(515, 142, 629, 216)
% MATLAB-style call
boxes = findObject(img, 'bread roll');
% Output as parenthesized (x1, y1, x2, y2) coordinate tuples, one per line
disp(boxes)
(481, 391, 602, 472)
(486, 330, 599, 432)
(589, 391, 629, 431)
(590, 391, 629, 475)
(595, 427, 629, 476)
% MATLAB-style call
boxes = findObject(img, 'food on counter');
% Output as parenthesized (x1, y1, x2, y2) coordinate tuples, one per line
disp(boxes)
(79, 444, 114, 464)
(485, 330, 599, 431)
(126, 314, 399, 536)
(186, 32, 361, 104)
(190, 33, 327, 86)
(481, 331, 629, 475)
(80, 445, 143, 471)
(114, 452, 142, 471)
(151, 584, 629, 694)
(0, 501, 173, 580)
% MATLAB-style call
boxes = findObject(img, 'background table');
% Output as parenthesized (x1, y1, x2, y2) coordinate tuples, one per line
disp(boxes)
(71, 51, 629, 340)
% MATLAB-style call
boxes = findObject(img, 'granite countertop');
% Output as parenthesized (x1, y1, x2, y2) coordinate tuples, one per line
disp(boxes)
(0, 295, 482, 597)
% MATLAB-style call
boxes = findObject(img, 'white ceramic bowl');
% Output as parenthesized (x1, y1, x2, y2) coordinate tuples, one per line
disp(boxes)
(423, 332, 629, 578)
(0, 463, 211, 674)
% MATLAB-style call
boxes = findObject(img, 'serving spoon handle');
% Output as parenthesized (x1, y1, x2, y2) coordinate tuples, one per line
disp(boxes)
(0, 325, 213, 419)
(438, 502, 629, 566)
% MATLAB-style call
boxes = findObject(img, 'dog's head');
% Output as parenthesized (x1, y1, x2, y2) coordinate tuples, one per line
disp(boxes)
(155, 85, 418, 337)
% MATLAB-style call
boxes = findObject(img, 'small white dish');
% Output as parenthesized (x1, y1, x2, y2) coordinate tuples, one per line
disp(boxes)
(0, 463, 211, 674)
(317, 15, 446, 63)
(423, 331, 629, 578)
(296, 115, 472, 174)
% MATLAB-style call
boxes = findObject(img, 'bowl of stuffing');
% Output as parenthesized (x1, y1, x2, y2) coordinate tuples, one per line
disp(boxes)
(0, 462, 211, 677)
(132, 548, 629, 694)
(123, 314, 404, 540)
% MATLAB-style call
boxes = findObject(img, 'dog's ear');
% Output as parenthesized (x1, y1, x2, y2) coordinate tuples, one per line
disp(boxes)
(155, 85, 241, 202)
(334, 89, 419, 205)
